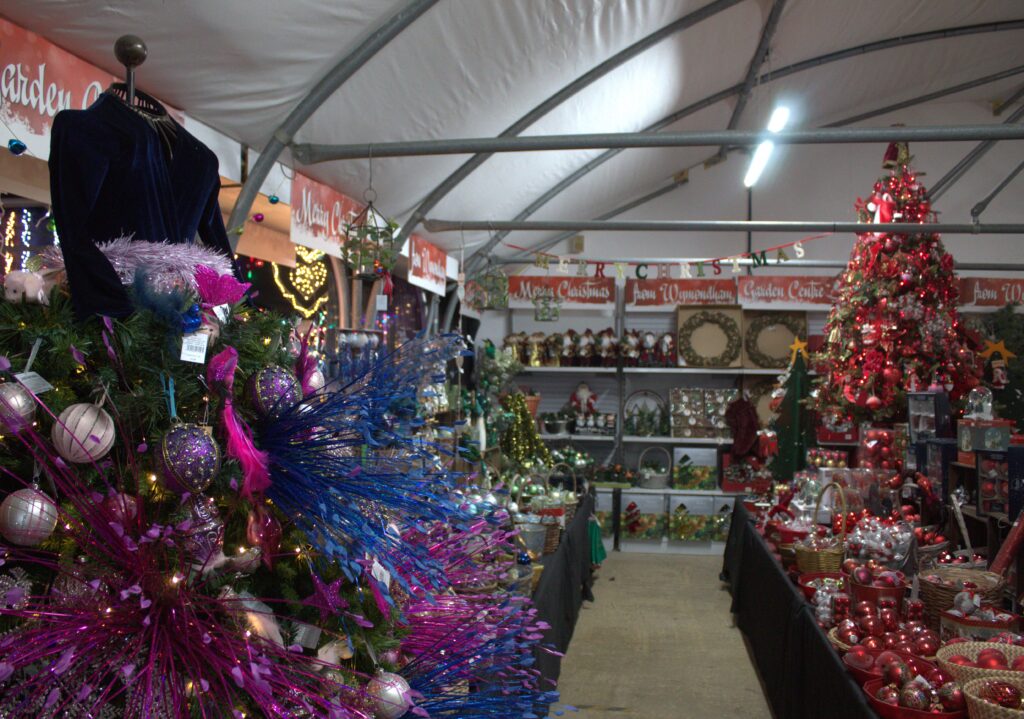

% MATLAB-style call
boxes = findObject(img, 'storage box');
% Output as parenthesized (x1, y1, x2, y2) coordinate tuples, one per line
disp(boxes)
(741, 310, 808, 369)
(957, 418, 1014, 465)
(676, 304, 743, 368)
(907, 391, 952, 444)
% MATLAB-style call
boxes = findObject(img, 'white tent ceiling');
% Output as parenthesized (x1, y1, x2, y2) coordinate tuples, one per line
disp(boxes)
(3, 0, 1024, 265)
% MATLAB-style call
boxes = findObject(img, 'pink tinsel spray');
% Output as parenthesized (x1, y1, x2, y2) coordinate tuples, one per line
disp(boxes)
(294, 326, 319, 396)
(207, 347, 271, 499)
(194, 264, 250, 307)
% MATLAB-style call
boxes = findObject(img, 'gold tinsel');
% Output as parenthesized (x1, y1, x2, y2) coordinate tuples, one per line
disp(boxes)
(499, 393, 552, 468)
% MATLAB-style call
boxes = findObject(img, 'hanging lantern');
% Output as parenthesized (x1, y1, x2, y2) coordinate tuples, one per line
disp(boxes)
(343, 190, 398, 280)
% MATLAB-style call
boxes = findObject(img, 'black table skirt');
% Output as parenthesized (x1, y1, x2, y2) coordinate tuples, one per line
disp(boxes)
(532, 492, 596, 705)
(722, 502, 877, 719)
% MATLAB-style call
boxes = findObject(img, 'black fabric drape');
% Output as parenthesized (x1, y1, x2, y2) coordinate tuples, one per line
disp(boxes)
(532, 492, 596, 709)
(723, 503, 876, 719)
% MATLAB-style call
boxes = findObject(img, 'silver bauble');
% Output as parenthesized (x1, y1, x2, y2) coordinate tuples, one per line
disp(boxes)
(0, 487, 57, 546)
(367, 671, 412, 719)
(306, 368, 326, 395)
(0, 382, 35, 430)
(52, 403, 116, 463)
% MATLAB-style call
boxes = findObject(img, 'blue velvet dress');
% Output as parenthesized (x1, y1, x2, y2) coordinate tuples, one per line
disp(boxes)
(49, 91, 233, 319)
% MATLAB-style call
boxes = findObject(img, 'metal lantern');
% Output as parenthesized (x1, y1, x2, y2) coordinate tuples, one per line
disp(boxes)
(343, 196, 397, 280)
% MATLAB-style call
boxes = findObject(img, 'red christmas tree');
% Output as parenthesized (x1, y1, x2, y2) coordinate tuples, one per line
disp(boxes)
(815, 143, 981, 423)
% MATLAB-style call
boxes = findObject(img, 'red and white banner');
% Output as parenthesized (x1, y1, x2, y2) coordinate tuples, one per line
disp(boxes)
(508, 276, 616, 308)
(408, 235, 448, 296)
(737, 276, 839, 308)
(958, 278, 1024, 308)
(0, 19, 186, 158)
(289, 173, 361, 258)
(624, 278, 736, 309)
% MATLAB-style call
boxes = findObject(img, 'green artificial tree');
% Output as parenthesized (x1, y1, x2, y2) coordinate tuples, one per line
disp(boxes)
(771, 347, 816, 483)
(500, 392, 552, 469)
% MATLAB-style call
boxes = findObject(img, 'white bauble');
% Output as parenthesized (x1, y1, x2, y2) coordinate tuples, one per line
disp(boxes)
(51, 403, 116, 463)
(0, 487, 58, 546)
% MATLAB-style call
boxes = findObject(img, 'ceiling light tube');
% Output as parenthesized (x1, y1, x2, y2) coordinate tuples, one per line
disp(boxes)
(766, 106, 791, 133)
(743, 140, 775, 187)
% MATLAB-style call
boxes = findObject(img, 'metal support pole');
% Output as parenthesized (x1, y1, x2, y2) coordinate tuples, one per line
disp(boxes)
(746, 188, 753, 276)
(425, 219, 1024, 235)
(293, 124, 1024, 163)
(972, 160, 1024, 221)
(489, 258, 1024, 272)
(612, 488, 622, 552)
(223, 0, 439, 247)
(715, 0, 788, 161)
(930, 103, 1024, 201)
(392, 0, 744, 249)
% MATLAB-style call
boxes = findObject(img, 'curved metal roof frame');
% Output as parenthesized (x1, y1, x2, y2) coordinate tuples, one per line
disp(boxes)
(460, 17, 1024, 271)
(390, 0, 747, 250)
(224, 0, 440, 250)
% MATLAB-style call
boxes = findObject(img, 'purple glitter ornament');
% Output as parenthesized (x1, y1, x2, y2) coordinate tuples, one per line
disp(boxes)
(247, 365, 301, 419)
(179, 494, 224, 566)
(159, 422, 221, 493)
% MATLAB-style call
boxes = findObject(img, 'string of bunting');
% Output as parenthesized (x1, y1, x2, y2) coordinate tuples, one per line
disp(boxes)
(504, 232, 835, 279)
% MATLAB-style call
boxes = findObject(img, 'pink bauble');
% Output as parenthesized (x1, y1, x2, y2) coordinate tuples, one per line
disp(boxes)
(0, 487, 57, 546)
(104, 493, 139, 522)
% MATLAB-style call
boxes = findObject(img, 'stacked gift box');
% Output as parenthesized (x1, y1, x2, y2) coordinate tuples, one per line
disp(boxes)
(669, 387, 737, 439)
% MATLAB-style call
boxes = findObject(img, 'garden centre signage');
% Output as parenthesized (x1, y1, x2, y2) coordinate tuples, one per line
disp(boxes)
(958, 278, 1024, 308)
(507, 276, 615, 308)
(408, 235, 448, 296)
(624, 279, 736, 309)
(737, 276, 839, 308)
(290, 173, 361, 258)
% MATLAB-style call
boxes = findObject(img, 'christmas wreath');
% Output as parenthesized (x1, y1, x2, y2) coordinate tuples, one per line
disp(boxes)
(745, 314, 806, 368)
(678, 310, 741, 367)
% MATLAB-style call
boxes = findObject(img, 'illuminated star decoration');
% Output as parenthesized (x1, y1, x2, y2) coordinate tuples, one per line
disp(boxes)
(305, 574, 349, 622)
(789, 336, 809, 364)
(979, 339, 1017, 361)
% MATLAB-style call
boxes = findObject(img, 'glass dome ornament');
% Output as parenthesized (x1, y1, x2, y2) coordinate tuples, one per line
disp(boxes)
(965, 386, 994, 419)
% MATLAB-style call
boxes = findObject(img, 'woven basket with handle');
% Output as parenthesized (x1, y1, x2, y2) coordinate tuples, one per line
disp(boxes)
(795, 482, 847, 574)
(937, 642, 1024, 684)
(637, 445, 672, 489)
(964, 674, 1024, 719)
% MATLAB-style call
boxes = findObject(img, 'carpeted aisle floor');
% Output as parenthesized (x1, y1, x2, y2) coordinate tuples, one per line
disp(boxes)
(553, 552, 773, 719)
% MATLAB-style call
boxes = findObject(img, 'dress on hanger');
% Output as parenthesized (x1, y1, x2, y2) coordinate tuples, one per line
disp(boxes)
(49, 91, 234, 319)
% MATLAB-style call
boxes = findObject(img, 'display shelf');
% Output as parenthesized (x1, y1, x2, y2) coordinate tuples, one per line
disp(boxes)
(538, 433, 615, 442)
(624, 367, 741, 375)
(518, 366, 617, 374)
(595, 486, 741, 497)
(621, 434, 732, 446)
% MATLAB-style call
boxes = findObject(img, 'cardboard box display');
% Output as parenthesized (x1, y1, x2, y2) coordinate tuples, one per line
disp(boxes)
(676, 304, 743, 368)
(741, 310, 808, 369)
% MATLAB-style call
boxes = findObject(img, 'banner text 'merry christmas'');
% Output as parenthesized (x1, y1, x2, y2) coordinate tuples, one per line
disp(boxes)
(509, 278, 614, 304)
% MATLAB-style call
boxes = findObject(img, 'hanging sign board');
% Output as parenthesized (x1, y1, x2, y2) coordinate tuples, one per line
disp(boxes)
(624, 278, 736, 310)
(507, 276, 615, 309)
(737, 276, 839, 309)
(408, 235, 448, 296)
(289, 173, 361, 258)
(958, 278, 1024, 308)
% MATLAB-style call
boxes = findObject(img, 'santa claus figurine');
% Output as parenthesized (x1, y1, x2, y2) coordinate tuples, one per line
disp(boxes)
(571, 381, 597, 416)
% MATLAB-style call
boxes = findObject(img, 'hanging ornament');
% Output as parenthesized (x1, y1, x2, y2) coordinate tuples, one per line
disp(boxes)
(52, 403, 116, 463)
(104, 492, 139, 523)
(178, 494, 224, 567)
(866, 395, 883, 411)
(305, 368, 326, 396)
(366, 671, 413, 719)
(247, 366, 302, 419)
(268, 194, 280, 205)
(159, 422, 222, 493)
(0, 486, 58, 546)
(0, 382, 36, 431)
(7, 139, 27, 156)
(246, 503, 283, 568)
(252, 213, 265, 223)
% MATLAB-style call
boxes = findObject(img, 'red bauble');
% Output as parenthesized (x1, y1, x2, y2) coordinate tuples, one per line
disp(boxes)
(853, 568, 874, 586)
(978, 655, 1009, 670)
(843, 649, 875, 671)
(882, 366, 901, 384)
(927, 668, 953, 687)
(836, 619, 858, 635)
(875, 652, 905, 673)
(900, 684, 931, 710)
(838, 630, 861, 645)
(876, 685, 900, 705)
(905, 621, 927, 636)
(980, 680, 1023, 709)
(894, 641, 916, 654)
(978, 648, 1009, 665)
(915, 637, 940, 656)
(866, 395, 883, 411)
(1012, 655, 1024, 671)
(938, 682, 965, 711)
(879, 608, 899, 632)
(842, 558, 860, 575)
(862, 636, 885, 651)
(854, 598, 877, 616)
(945, 654, 974, 666)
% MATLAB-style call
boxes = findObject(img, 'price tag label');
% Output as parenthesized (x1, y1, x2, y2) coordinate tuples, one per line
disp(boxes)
(375, 294, 388, 312)
(180, 333, 209, 364)
(213, 304, 231, 324)
(370, 558, 391, 587)
(14, 371, 53, 394)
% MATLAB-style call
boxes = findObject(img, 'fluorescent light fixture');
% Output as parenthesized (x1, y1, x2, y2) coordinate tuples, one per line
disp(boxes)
(744, 140, 775, 188)
(766, 106, 790, 133)
(743, 105, 791, 187)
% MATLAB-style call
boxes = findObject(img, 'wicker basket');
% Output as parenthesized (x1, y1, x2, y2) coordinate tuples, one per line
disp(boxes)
(937, 642, 1024, 684)
(964, 674, 1024, 719)
(795, 482, 848, 574)
(637, 445, 672, 489)
(920, 567, 1005, 629)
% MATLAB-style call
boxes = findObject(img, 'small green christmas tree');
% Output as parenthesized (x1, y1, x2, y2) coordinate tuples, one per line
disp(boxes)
(500, 392, 552, 469)
(771, 346, 816, 482)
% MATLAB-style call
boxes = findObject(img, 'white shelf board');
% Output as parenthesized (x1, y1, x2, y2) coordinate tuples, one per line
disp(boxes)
(621, 435, 733, 446)
(595, 487, 742, 497)
(538, 433, 615, 442)
(624, 367, 742, 375)
(518, 366, 617, 374)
